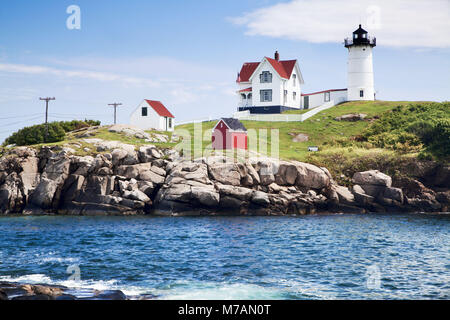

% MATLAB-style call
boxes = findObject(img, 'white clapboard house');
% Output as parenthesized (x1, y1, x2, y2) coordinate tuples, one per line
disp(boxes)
(236, 51, 304, 114)
(130, 100, 175, 132)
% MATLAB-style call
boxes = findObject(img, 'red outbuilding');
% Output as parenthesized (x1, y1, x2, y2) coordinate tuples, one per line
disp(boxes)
(212, 118, 248, 150)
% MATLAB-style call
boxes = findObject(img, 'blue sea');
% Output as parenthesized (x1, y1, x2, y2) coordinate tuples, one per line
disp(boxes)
(0, 213, 449, 299)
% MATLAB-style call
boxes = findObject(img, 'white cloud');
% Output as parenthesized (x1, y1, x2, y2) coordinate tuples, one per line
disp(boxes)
(0, 63, 161, 87)
(230, 0, 450, 48)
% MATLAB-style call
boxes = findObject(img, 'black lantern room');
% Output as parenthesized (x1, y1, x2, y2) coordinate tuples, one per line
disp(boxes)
(344, 24, 376, 48)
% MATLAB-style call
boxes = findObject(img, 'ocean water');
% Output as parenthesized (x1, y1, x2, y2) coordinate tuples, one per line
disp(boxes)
(0, 213, 449, 299)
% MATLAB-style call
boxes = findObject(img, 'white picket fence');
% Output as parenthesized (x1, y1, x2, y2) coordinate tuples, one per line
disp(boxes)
(233, 99, 341, 122)
(232, 110, 303, 122)
(176, 116, 213, 126)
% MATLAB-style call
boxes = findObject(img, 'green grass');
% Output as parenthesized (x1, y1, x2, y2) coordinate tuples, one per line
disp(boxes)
(17, 126, 178, 157)
(281, 108, 311, 115)
(175, 100, 428, 161)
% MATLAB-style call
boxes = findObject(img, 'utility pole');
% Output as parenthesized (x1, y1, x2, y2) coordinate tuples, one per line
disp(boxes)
(108, 103, 122, 125)
(39, 97, 55, 142)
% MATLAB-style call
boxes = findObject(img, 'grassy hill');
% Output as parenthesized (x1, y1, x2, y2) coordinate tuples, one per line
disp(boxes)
(176, 100, 431, 160)
(176, 100, 449, 183)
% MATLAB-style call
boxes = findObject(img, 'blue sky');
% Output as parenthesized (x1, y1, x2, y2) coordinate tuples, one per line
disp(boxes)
(0, 0, 449, 143)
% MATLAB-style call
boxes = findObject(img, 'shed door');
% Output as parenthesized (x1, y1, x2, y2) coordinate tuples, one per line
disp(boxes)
(304, 96, 309, 109)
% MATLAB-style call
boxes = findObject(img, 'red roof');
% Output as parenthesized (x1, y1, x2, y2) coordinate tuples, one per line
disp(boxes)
(236, 62, 259, 83)
(238, 87, 252, 92)
(237, 58, 297, 83)
(145, 100, 174, 118)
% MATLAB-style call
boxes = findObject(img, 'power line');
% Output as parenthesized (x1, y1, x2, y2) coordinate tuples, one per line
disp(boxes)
(49, 112, 106, 117)
(108, 103, 122, 125)
(0, 113, 44, 120)
(0, 115, 44, 127)
(39, 97, 55, 142)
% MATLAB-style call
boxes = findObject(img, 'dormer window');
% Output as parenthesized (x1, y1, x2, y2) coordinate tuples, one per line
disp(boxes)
(260, 71, 272, 83)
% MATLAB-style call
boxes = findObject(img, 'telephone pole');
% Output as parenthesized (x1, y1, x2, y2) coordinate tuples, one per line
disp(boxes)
(108, 103, 122, 125)
(39, 97, 55, 142)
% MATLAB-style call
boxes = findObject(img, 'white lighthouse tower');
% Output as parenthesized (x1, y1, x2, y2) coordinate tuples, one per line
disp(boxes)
(344, 24, 376, 101)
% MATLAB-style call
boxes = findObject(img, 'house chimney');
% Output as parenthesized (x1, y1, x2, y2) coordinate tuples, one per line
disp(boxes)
(274, 51, 279, 61)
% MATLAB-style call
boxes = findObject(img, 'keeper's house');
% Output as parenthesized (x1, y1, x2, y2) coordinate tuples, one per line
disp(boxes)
(236, 51, 304, 114)
(130, 100, 175, 132)
(212, 118, 248, 150)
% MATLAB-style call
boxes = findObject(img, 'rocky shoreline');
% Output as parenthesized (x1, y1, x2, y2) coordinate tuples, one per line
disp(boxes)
(0, 143, 449, 216)
(0, 281, 151, 300)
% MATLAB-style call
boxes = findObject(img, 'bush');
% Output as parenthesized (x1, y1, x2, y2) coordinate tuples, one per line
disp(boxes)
(362, 102, 450, 159)
(3, 119, 101, 146)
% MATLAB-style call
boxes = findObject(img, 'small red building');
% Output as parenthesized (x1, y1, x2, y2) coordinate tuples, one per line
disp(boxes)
(212, 118, 248, 150)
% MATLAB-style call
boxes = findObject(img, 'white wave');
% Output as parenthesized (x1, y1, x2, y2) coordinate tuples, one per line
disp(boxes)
(0, 273, 53, 284)
(40, 257, 80, 263)
(32, 251, 80, 264)
(0, 273, 149, 298)
(154, 281, 286, 300)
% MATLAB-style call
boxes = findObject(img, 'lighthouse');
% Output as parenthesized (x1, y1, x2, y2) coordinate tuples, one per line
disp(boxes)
(345, 24, 376, 101)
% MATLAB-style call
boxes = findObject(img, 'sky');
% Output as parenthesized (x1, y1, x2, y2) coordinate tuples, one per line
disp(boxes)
(0, 0, 449, 143)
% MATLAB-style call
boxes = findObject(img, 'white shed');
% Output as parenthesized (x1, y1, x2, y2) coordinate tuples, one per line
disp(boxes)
(130, 100, 175, 132)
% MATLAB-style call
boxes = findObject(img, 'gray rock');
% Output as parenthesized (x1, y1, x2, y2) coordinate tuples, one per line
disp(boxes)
(191, 185, 220, 207)
(150, 165, 166, 177)
(352, 185, 374, 206)
(382, 187, 403, 203)
(122, 190, 151, 203)
(293, 161, 330, 190)
(275, 162, 298, 186)
(334, 113, 367, 121)
(359, 184, 386, 197)
(157, 184, 192, 203)
(208, 162, 241, 186)
(335, 185, 355, 205)
(353, 170, 392, 187)
(111, 149, 128, 165)
(139, 170, 165, 184)
(251, 191, 270, 206)
(138, 145, 161, 162)
(9, 147, 37, 158)
(216, 184, 253, 201)
(138, 181, 155, 197)
(19, 156, 40, 197)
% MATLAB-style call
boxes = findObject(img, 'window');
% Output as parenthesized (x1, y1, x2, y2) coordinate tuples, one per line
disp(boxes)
(241, 94, 246, 99)
(168, 118, 172, 128)
(284, 90, 288, 96)
(324, 92, 330, 102)
(260, 71, 272, 83)
(293, 92, 297, 100)
(362, 33, 366, 38)
(142, 107, 148, 116)
(260, 89, 272, 102)
(360, 90, 364, 97)
(293, 74, 297, 86)
(248, 93, 252, 99)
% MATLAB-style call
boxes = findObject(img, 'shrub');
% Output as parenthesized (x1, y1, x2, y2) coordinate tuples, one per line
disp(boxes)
(3, 119, 101, 146)
(362, 102, 450, 159)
